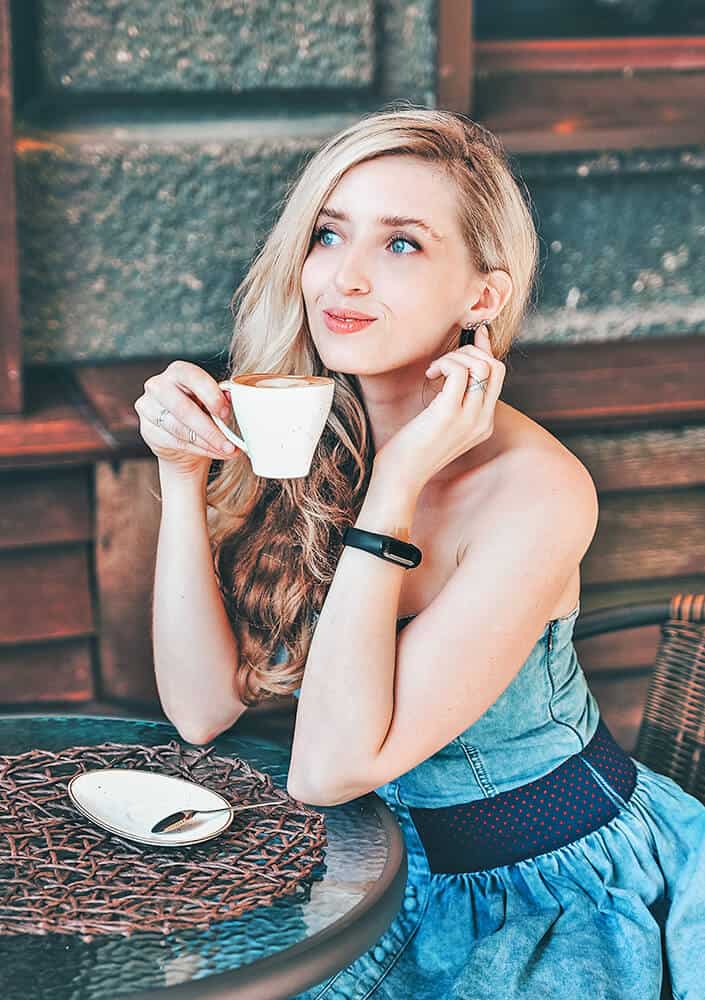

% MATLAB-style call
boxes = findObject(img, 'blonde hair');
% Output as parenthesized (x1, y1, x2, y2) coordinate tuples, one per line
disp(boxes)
(207, 104, 539, 706)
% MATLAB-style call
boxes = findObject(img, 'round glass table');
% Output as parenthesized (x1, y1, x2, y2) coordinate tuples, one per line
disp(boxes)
(0, 714, 407, 1000)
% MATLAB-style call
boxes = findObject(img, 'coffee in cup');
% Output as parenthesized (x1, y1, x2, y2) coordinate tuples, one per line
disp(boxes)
(211, 373, 335, 478)
(233, 374, 322, 389)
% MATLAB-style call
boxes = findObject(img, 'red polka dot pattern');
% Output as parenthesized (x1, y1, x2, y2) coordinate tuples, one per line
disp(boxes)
(408, 718, 637, 874)
(581, 724, 637, 799)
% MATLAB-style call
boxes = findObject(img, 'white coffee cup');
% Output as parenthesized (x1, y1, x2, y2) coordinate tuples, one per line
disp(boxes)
(211, 373, 335, 478)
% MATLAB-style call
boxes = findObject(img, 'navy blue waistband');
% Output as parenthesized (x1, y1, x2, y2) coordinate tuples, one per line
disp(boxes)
(408, 718, 637, 874)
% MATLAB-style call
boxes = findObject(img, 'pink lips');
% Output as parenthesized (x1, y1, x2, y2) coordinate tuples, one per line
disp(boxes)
(323, 309, 376, 334)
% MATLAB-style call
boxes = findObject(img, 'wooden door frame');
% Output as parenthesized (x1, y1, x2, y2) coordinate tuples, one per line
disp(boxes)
(436, 1, 705, 152)
(437, 0, 474, 113)
(0, 0, 21, 414)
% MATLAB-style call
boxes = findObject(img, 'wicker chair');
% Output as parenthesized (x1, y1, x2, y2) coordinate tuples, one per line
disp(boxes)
(574, 592, 705, 804)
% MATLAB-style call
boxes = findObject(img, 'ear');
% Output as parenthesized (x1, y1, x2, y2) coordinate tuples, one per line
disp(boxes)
(463, 269, 513, 327)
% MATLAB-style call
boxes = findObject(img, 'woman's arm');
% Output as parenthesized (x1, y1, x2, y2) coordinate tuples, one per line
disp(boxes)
(288, 448, 597, 807)
(152, 461, 247, 744)
(287, 461, 421, 801)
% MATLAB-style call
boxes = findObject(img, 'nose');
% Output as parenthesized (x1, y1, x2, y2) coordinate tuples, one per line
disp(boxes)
(333, 246, 371, 296)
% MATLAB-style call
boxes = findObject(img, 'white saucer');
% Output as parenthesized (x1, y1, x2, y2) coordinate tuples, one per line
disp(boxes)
(67, 768, 235, 847)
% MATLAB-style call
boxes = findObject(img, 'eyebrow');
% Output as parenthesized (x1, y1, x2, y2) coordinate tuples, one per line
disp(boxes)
(317, 205, 443, 243)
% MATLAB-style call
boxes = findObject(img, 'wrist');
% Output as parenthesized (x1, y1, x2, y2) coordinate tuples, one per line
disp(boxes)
(371, 455, 426, 504)
(158, 460, 209, 503)
(356, 465, 421, 540)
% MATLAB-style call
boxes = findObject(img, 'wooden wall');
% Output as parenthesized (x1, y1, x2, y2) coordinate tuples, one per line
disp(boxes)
(0, 339, 704, 754)
(565, 425, 705, 750)
(0, 467, 96, 703)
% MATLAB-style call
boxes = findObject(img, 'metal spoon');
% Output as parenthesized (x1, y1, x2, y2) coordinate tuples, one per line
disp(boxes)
(151, 799, 283, 834)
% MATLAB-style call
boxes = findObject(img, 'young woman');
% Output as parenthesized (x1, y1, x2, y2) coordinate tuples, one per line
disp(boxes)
(135, 107, 705, 999)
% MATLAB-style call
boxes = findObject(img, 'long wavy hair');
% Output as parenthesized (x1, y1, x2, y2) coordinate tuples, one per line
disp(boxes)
(207, 105, 539, 706)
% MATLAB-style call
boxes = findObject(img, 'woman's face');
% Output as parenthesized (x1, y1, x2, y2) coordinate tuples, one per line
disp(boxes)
(301, 155, 481, 376)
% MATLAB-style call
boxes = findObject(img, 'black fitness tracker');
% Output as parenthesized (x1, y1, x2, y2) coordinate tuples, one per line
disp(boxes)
(342, 526, 422, 569)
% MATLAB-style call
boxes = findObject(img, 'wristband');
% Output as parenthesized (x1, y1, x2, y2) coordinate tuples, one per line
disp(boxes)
(342, 526, 422, 569)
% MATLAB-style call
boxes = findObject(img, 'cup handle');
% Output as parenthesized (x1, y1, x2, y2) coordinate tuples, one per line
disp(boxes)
(213, 380, 249, 453)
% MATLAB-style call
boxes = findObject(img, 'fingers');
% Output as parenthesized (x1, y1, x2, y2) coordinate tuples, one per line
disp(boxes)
(451, 348, 503, 401)
(425, 356, 498, 408)
(427, 356, 493, 408)
(139, 393, 235, 456)
(426, 325, 505, 407)
(135, 396, 227, 460)
(168, 361, 232, 423)
(146, 413, 226, 461)
(133, 360, 245, 467)
(140, 363, 237, 455)
(473, 323, 493, 353)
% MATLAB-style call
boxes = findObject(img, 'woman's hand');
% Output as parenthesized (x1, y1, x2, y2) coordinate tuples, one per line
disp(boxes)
(134, 360, 239, 476)
(373, 324, 506, 494)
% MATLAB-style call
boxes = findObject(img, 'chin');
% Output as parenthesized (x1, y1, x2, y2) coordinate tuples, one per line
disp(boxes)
(314, 343, 364, 374)
(313, 336, 390, 379)
(323, 362, 364, 377)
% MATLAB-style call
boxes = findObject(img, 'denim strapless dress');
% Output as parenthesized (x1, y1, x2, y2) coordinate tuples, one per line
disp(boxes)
(286, 604, 705, 999)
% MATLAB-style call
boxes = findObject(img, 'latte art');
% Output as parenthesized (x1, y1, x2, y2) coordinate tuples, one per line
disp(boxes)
(234, 374, 326, 389)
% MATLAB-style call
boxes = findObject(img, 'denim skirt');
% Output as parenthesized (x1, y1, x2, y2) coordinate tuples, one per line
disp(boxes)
(291, 718, 705, 1000)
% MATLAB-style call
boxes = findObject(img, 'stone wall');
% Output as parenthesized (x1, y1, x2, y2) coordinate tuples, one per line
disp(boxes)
(11, 0, 705, 361)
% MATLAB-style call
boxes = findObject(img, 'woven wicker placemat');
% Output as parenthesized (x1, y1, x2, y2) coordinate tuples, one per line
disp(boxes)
(0, 740, 327, 942)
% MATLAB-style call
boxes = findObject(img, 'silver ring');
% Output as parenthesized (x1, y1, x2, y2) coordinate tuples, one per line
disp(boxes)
(188, 427, 197, 444)
(464, 376, 489, 396)
(157, 406, 170, 428)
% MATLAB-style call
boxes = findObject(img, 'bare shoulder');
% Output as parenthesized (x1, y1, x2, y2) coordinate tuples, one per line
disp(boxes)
(459, 403, 599, 615)
(501, 402, 595, 479)
(499, 403, 597, 516)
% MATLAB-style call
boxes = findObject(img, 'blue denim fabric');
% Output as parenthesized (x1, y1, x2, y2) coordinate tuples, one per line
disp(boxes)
(287, 604, 705, 999)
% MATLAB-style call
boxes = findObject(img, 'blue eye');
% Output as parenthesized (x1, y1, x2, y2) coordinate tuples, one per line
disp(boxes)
(314, 226, 341, 247)
(389, 235, 418, 254)
(312, 226, 421, 255)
